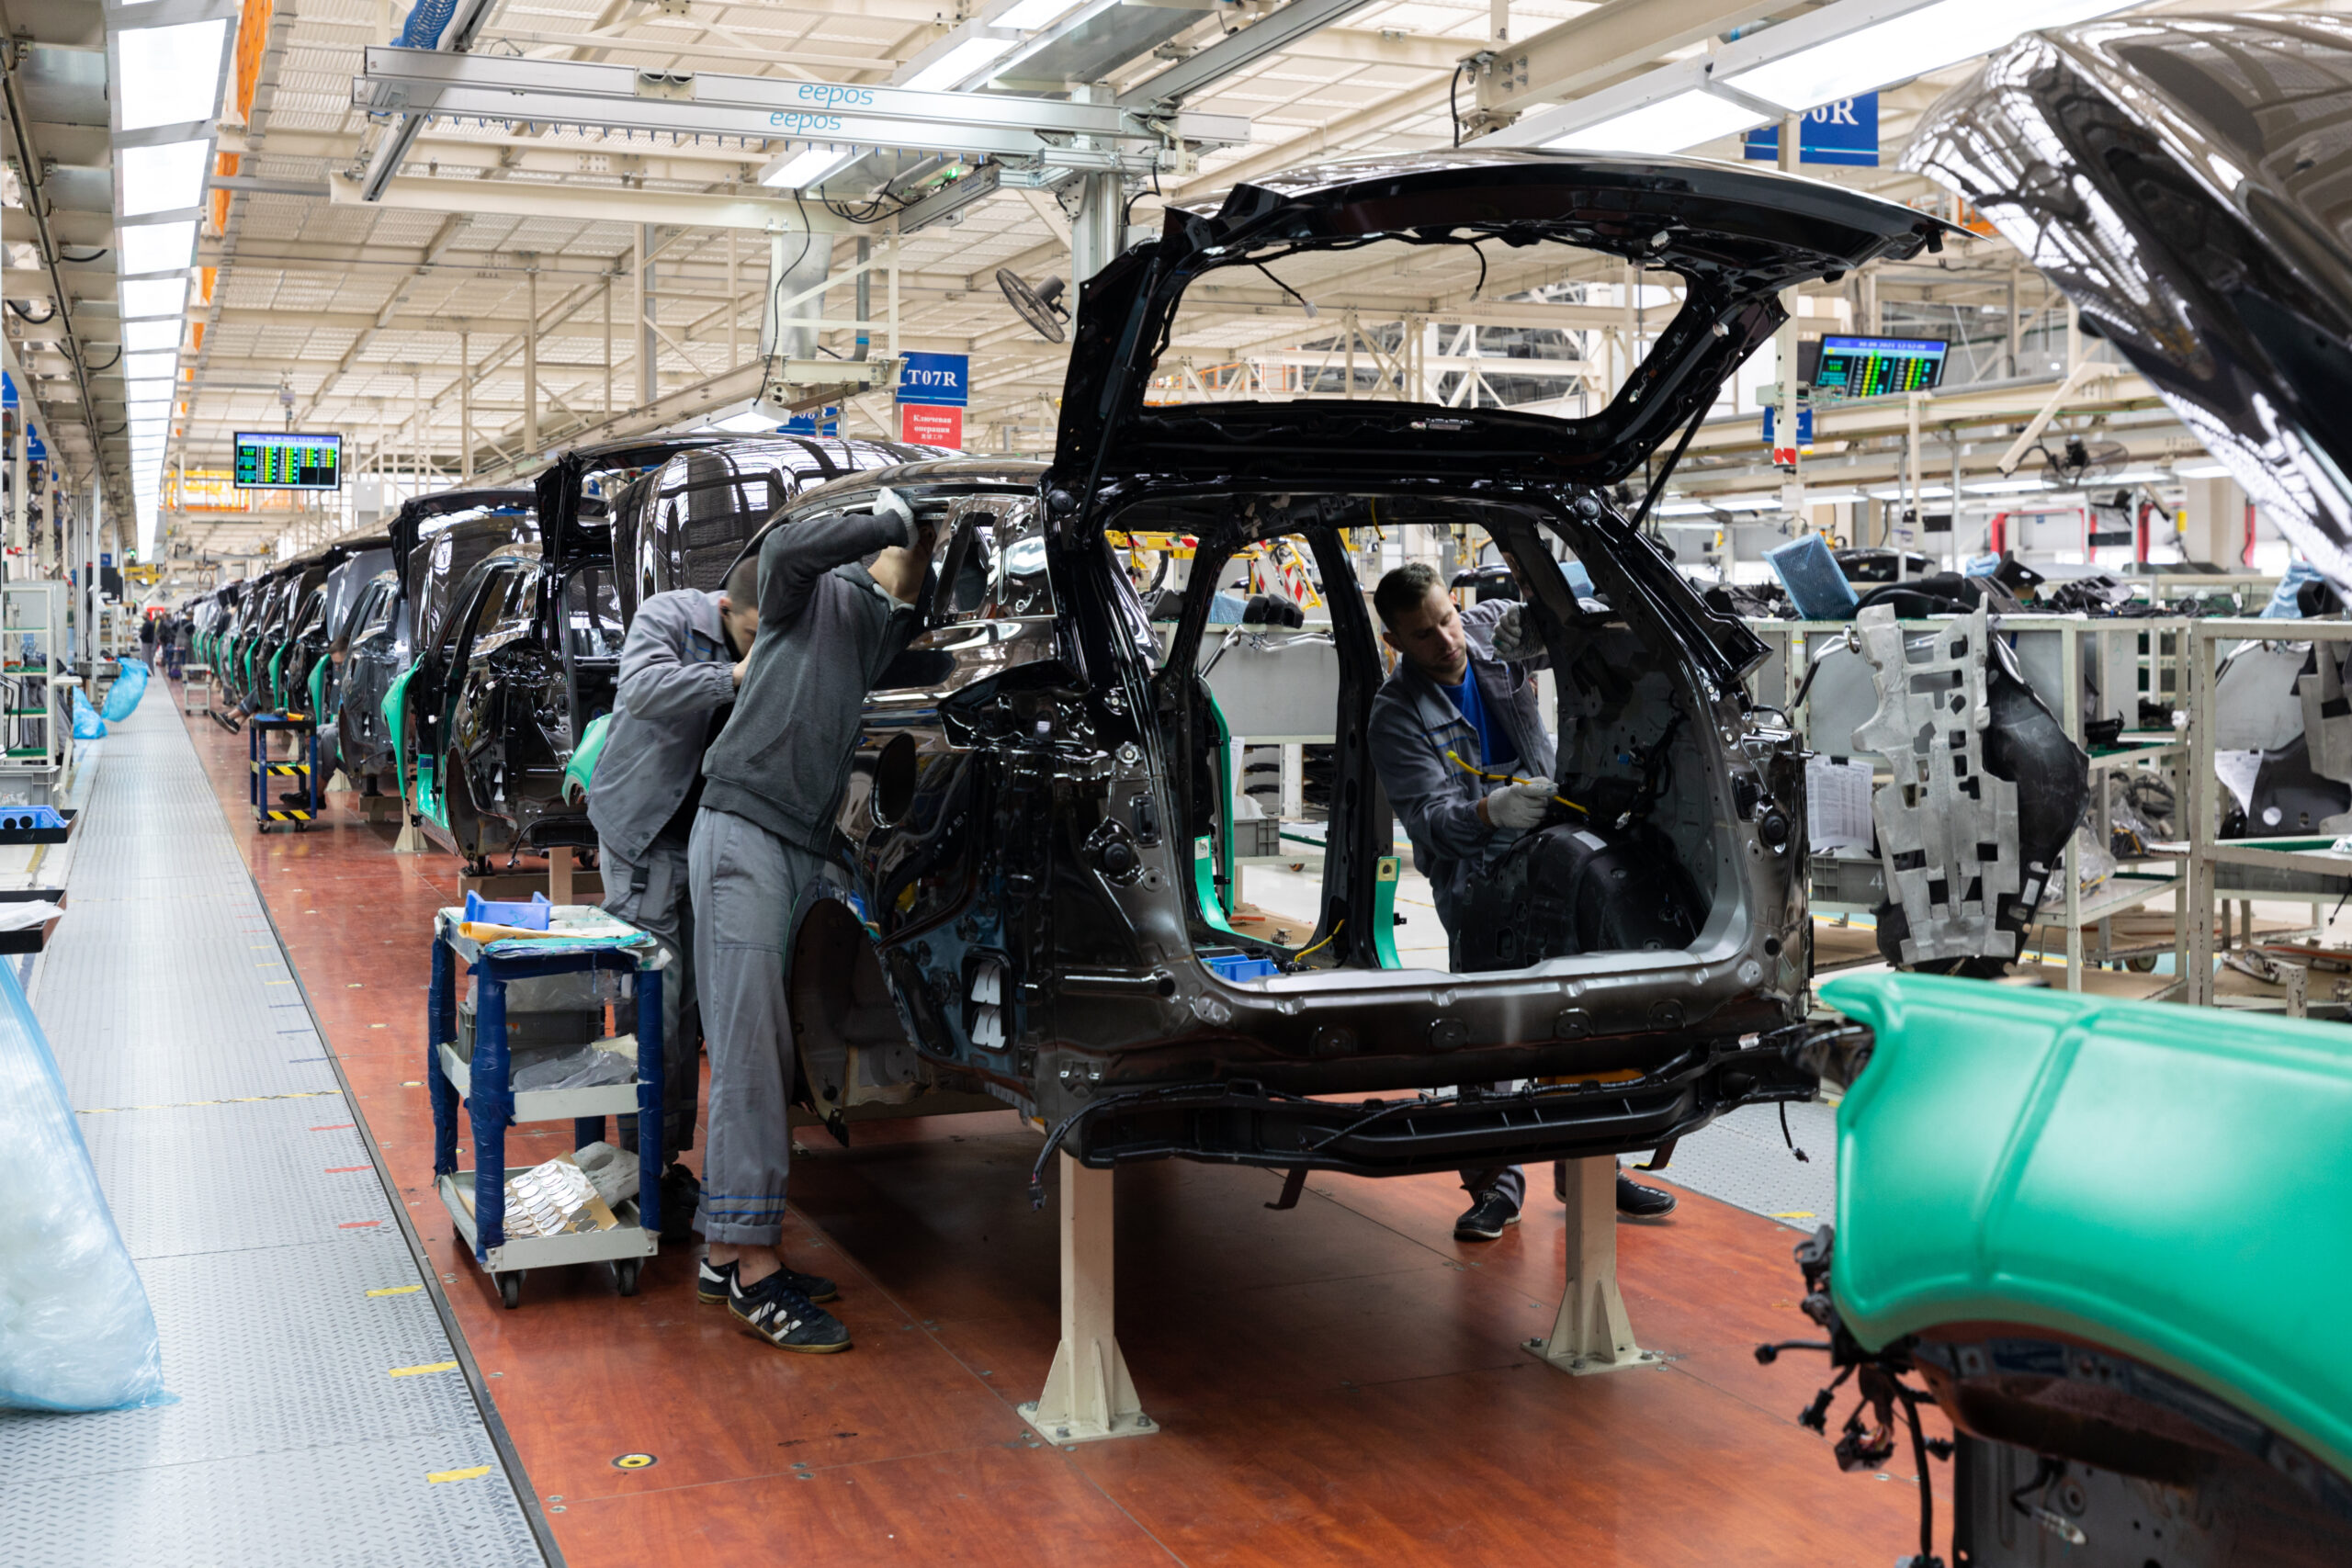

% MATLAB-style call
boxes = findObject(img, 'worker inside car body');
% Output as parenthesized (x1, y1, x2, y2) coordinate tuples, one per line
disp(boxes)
(584, 560, 763, 1241)
(689, 487, 935, 1354)
(1366, 560, 1677, 1241)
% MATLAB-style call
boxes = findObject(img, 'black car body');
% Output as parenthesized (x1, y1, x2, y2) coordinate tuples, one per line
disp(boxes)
(281, 536, 396, 727)
(729, 151, 1949, 1173)
(337, 491, 534, 791)
(1907, 14, 2352, 592)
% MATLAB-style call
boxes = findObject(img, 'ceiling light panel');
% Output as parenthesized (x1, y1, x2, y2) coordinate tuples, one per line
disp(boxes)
(1722, 0, 2142, 112)
(119, 140, 211, 217)
(121, 319, 181, 353)
(119, 277, 187, 319)
(116, 19, 231, 130)
(122, 351, 178, 382)
(1545, 90, 1766, 155)
(119, 221, 196, 275)
(905, 36, 1016, 91)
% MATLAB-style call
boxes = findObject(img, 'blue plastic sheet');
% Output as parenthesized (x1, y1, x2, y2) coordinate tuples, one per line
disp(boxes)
(101, 659, 149, 722)
(0, 960, 170, 1410)
(70, 687, 105, 740)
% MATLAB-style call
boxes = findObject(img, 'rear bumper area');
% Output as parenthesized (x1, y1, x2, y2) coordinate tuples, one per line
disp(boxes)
(1052, 1041, 1824, 1182)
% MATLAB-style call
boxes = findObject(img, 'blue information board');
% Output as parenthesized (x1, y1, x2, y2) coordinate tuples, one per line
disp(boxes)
(780, 405, 840, 436)
(1742, 95, 1880, 167)
(897, 353, 968, 407)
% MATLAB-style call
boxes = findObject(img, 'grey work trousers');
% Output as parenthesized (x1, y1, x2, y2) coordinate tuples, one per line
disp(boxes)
(599, 838, 699, 1164)
(688, 807, 822, 1247)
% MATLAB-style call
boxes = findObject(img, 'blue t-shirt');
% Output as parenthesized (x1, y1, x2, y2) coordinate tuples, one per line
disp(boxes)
(1439, 666, 1517, 771)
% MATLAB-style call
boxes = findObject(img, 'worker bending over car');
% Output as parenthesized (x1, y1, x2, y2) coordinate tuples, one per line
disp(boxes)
(690, 488, 934, 1354)
(585, 562, 762, 1238)
(1366, 561, 1677, 1240)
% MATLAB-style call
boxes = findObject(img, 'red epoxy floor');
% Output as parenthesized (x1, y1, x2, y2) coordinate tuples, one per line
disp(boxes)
(185, 703, 1932, 1568)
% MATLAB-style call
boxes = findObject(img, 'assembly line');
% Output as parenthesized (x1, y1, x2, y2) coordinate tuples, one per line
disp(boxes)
(4, 5, 2350, 1567)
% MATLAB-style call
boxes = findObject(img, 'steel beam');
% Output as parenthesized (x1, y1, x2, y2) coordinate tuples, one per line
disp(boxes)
(326, 171, 859, 231)
(1470, 0, 1783, 126)
(1116, 0, 1378, 109)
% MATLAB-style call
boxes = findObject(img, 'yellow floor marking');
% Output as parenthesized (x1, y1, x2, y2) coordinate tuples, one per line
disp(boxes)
(1771, 1212, 1816, 1220)
(389, 1360, 459, 1378)
(427, 1465, 492, 1484)
(76, 1090, 338, 1115)
(366, 1285, 423, 1298)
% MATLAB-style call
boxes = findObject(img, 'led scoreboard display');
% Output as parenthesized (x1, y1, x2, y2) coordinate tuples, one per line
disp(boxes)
(1809, 336, 1949, 399)
(234, 432, 343, 491)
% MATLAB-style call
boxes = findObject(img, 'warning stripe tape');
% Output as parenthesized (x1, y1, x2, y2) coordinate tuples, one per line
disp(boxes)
(389, 1360, 458, 1378)
(77, 1090, 341, 1115)
(427, 1466, 492, 1484)
(366, 1284, 423, 1298)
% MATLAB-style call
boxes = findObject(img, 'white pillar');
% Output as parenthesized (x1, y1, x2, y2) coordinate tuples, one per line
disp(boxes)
(459, 330, 473, 480)
(1529, 1156, 1658, 1374)
(2181, 476, 2245, 569)
(524, 262, 540, 458)
(1018, 1155, 1153, 1444)
(635, 225, 656, 411)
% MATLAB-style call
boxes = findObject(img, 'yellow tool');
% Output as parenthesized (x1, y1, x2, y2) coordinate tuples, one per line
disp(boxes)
(1445, 750, 1588, 815)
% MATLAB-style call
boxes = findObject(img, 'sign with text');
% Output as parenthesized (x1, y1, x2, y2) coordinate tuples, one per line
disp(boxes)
(899, 403, 963, 448)
(234, 431, 343, 490)
(896, 352, 968, 407)
(1741, 95, 1880, 167)
(780, 405, 839, 436)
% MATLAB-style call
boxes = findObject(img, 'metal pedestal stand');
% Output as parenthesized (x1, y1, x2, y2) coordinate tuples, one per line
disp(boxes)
(1527, 1156, 1662, 1375)
(1019, 1155, 1156, 1444)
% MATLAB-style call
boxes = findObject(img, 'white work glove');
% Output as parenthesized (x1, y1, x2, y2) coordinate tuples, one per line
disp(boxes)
(1489, 602, 1533, 660)
(1484, 779, 1555, 830)
(873, 486, 917, 548)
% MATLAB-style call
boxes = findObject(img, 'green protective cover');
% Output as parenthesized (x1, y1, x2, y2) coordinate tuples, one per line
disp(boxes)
(1820, 973, 2352, 1483)
(564, 711, 610, 807)
(381, 662, 427, 818)
(307, 654, 329, 725)
(267, 644, 289, 713)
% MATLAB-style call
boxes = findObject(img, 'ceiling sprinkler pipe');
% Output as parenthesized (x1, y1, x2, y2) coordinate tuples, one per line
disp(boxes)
(854, 239, 871, 363)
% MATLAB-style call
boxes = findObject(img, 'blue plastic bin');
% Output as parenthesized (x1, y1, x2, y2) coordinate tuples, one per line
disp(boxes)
(1766, 533, 1860, 620)
(1202, 951, 1282, 983)
(464, 890, 551, 930)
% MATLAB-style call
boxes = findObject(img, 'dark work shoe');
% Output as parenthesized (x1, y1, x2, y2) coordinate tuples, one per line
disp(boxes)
(658, 1164, 701, 1244)
(1453, 1187, 1521, 1241)
(698, 1256, 838, 1305)
(729, 1270, 852, 1354)
(1616, 1172, 1678, 1218)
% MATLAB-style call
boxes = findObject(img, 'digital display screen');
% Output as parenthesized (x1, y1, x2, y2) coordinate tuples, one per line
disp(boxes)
(234, 432, 342, 491)
(1810, 336, 1948, 398)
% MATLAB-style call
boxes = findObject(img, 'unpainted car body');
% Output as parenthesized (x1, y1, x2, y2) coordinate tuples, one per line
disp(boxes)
(728, 151, 1951, 1174)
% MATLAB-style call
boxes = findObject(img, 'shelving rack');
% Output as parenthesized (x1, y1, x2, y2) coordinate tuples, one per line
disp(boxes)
(0, 580, 70, 779)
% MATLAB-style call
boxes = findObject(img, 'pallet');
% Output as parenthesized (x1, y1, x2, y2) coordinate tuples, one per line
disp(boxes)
(358, 792, 406, 823)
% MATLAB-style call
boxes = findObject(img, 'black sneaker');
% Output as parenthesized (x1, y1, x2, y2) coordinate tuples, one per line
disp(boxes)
(1453, 1187, 1521, 1241)
(729, 1270, 851, 1354)
(1616, 1172, 1677, 1218)
(697, 1257, 838, 1305)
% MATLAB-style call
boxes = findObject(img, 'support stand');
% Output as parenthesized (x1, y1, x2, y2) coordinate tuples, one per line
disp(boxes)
(393, 816, 425, 853)
(1019, 1155, 1155, 1444)
(1526, 1157, 1661, 1375)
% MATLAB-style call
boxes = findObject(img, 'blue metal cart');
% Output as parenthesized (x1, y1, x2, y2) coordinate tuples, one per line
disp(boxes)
(428, 908, 665, 1308)
(248, 711, 318, 831)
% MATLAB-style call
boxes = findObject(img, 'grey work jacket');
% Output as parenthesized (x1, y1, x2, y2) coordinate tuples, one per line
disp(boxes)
(1365, 597, 1557, 931)
(698, 507, 926, 854)
(587, 589, 735, 866)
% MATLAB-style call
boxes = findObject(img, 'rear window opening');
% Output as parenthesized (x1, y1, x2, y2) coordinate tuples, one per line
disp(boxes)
(1124, 491, 1731, 984)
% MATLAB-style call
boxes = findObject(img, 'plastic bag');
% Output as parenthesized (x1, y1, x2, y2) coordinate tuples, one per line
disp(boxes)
(0, 959, 170, 1410)
(71, 688, 105, 740)
(510, 1038, 637, 1092)
(101, 659, 150, 722)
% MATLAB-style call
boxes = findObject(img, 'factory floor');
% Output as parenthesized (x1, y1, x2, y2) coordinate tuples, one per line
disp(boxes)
(72, 693, 1935, 1566)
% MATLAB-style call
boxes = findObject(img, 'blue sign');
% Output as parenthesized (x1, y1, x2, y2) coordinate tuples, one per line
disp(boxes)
(897, 352, 968, 408)
(27, 426, 44, 461)
(1762, 405, 1814, 446)
(780, 405, 840, 437)
(2, 373, 14, 410)
(1742, 95, 1879, 167)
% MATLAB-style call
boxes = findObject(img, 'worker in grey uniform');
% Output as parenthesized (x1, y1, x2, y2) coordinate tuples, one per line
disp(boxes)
(1366, 560, 1677, 1241)
(689, 486, 934, 1354)
(586, 559, 761, 1237)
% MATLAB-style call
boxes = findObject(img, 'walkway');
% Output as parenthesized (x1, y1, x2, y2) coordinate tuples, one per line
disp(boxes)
(0, 689, 550, 1566)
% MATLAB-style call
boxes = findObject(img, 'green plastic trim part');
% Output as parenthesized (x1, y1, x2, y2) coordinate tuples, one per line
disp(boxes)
(308, 654, 329, 724)
(1820, 972, 2352, 1484)
(1371, 853, 1401, 968)
(267, 644, 288, 712)
(382, 661, 419, 812)
(563, 711, 609, 807)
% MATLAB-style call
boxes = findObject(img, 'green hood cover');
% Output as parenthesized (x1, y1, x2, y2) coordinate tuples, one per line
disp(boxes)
(563, 711, 610, 807)
(1821, 972, 2352, 1483)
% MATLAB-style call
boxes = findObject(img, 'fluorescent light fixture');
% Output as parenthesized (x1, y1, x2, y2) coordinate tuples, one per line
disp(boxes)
(119, 140, 210, 217)
(119, 277, 187, 318)
(122, 351, 177, 382)
(996, 0, 1081, 27)
(1964, 476, 2052, 493)
(703, 408, 784, 434)
(2175, 460, 2233, 479)
(1799, 490, 1867, 505)
(119, 220, 196, 275)
(126, 400, 171, 420)
(1868, 483, 1954, 500)
(123, 378, 174, 402)
(905, 35, 1016, 91)
(121, 319, 180, 353)
(761, 146, 848, 191)
(1653, 501, 1719, 516)
(1723, 0, 2141, 113)
(1545, 90, 1766, 155)
(117, 19, 230, 131)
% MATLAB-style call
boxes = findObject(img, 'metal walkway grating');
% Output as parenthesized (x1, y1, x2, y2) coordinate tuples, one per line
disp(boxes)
(0, 694, 547, 1568)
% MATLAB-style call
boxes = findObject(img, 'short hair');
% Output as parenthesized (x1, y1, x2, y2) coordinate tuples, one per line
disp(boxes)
(1374, 561, 1445, 627)
(722, 553, 759, 606)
